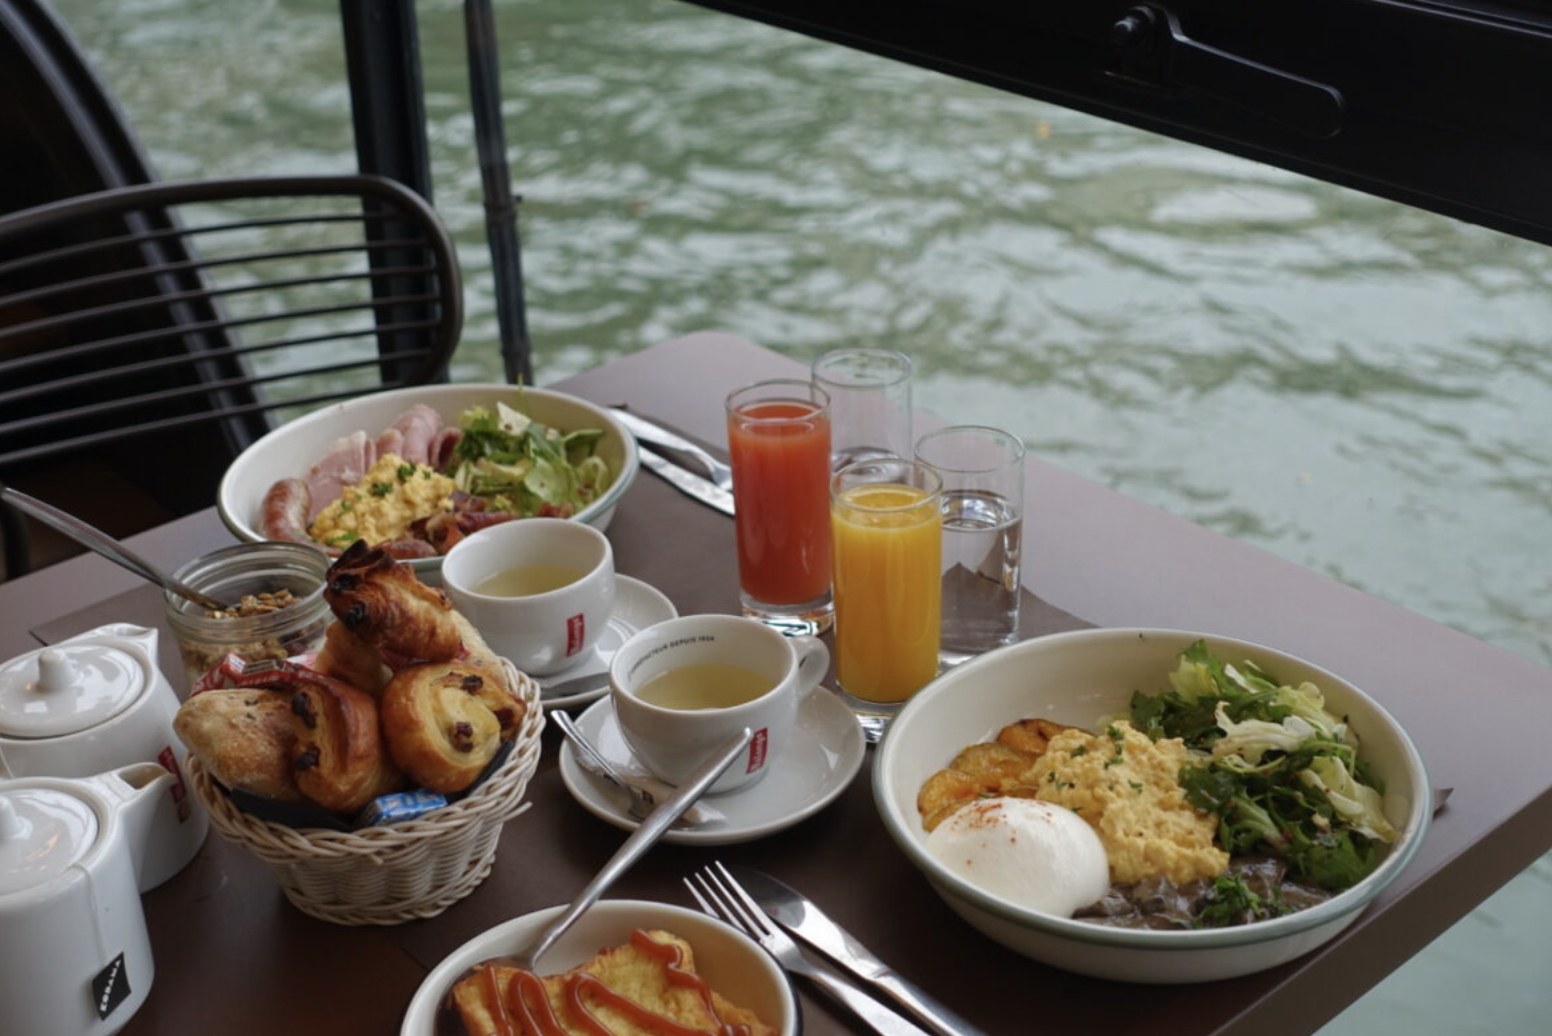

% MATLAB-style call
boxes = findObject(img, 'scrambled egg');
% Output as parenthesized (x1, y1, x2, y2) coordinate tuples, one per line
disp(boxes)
(308, 453, 455, 547)
(1030, 721, 1227, 885)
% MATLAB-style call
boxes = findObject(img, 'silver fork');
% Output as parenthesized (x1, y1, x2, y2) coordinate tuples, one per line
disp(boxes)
(552, 710, 719, 829)
(685, 862, 932, 1036)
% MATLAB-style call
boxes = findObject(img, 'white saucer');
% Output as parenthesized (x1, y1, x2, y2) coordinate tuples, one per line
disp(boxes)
(537, 576, 677, 710)
(558, 685, 867, 845)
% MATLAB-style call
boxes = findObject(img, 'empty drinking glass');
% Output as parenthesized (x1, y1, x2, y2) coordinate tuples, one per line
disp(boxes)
(811, 347, 913, 471)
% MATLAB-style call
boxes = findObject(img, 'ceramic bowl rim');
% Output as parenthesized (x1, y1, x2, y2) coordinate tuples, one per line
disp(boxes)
(216, 382, 640, 570)
(873, 626, 1431, 952)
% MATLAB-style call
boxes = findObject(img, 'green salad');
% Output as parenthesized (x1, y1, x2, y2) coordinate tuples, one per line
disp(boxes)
(1129, 640, 1397, 894)
(445, 399, 613, 518)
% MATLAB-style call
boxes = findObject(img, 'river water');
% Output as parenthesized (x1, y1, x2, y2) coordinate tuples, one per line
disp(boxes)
(53, 0, 1550, 1030)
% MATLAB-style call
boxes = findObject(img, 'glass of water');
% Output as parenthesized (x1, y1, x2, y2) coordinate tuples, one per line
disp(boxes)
(914, 425, 1025, 666)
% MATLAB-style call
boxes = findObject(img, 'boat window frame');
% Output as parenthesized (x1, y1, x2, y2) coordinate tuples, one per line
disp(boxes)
(676, 0, 1552, 248)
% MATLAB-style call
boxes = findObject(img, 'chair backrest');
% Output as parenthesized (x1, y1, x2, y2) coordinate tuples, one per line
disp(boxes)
(0, 173, 463, 577)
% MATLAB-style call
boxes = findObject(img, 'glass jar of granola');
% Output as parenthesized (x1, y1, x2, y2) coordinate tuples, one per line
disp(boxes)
(163, 542, 332, 690)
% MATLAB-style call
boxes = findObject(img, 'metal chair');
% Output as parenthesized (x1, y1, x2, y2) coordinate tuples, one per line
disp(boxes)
(0, 173, 464, 578)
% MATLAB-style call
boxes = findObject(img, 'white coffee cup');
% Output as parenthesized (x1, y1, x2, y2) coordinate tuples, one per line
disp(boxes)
(610, 614, 830, 795)
(442, 518, 617, 676)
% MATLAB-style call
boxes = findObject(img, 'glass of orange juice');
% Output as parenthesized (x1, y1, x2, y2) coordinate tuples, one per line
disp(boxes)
(829, 457, 943, 739)
(725, 378, 834, 634)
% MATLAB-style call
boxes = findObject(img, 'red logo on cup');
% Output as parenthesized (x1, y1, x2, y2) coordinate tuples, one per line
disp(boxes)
(746, 728, 769, 773)
(565, 614, 585, 656)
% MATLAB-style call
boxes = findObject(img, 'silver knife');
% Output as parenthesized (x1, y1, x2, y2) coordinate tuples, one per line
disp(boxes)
(610, 407, 735, 491)
(638, 444, 736, 516)
(727, 865, 984, 1036)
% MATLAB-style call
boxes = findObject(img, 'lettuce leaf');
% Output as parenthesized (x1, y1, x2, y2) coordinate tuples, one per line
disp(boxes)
(446, 396, 613, 518)
(1134, 639, 1394, 891)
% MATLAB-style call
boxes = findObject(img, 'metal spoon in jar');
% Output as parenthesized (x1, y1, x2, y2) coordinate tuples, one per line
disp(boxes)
(0, 487, 228, 611)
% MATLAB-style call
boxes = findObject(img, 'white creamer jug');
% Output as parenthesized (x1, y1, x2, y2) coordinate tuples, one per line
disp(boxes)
(0, 763, 174, 1036)
(0, 623, 207, 890)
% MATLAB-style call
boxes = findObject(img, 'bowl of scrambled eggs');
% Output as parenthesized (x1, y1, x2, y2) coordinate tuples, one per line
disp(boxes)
(217, 384, 639, 581)
(874, 627, 1431, 983)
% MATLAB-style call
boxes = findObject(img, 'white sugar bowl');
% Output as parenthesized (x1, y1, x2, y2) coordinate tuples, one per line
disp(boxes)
(0, 763, 177, 1035)
(0, 623, 207, 890)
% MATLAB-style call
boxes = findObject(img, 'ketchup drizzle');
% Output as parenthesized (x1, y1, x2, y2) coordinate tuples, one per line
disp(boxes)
(473, 931, 755, 1036)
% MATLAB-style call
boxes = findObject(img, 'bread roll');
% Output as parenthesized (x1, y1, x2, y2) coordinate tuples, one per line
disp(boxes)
(173, 689, 302, 803)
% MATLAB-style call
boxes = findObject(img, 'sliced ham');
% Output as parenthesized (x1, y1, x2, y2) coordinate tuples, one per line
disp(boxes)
(431, 426, 463, 470)
(375, 426, 405, 462)
(303, 430, 375, 522)
(274, 404, 457, 533)
(385, 404, 443, 467)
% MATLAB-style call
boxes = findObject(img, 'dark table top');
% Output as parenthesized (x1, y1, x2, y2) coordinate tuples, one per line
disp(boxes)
(5, 331, 1550, 1036)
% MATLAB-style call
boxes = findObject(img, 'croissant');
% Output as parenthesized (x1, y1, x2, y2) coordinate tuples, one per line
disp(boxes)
(323, 539, 462, 661)
(288, 674, 406, 812)
(313, 619, 393, 696)
(446, 608, 520, 703)
(380, 661, 511, 793)
(174, 689, 302, 803)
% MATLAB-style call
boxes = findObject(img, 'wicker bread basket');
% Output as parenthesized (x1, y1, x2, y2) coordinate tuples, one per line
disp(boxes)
(189, 661, 544, 925)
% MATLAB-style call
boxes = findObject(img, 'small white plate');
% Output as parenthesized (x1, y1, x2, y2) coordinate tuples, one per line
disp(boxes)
(559, 685, 867, 845)
(538, 575, 677, 710)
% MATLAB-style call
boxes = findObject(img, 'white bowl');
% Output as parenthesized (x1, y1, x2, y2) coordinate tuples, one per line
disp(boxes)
(874, 627, 1431, 984)
(399, 899, 800, 1036)
(217, 383, 639, 580)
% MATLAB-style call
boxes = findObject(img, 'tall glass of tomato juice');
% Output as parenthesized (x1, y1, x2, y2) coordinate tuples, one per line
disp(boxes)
(829, 458, 942, 738)
(725, 379, 834, 634)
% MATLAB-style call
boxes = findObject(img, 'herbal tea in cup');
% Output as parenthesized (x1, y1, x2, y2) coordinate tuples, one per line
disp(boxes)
(443, 518, 615, 676)
(473, 564, 586, 597)
(610, 614, 828, 794)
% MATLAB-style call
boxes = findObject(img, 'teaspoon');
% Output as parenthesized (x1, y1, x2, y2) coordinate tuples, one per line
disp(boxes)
(462, 725, 751, 986)
(0, 487, 228, 611)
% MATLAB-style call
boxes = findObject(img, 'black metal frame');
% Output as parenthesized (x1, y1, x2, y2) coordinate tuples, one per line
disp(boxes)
(678, 0, 1552, 248)
(0, 173, 464, 576)
(337, 0, 534, 386)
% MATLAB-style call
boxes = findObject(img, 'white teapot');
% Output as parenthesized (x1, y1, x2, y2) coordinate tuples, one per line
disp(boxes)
(0, 623, 207, 890)
(0, 763, 174, 1035)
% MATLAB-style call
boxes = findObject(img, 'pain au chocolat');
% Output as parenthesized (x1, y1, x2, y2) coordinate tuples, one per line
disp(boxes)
(288, 674, 407, 812)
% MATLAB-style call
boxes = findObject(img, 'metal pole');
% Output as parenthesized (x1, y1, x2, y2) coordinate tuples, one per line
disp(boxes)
(338, 0, 441, 385)
(463, 0, 534, 385)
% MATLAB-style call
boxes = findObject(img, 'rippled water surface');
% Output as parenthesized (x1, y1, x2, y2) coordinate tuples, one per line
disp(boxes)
(53, 0, 1551, 1030)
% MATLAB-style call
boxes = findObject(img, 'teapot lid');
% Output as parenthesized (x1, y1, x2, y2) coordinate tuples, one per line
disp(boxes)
(0, 643, 146, 739)
(0, 785, 99, 895)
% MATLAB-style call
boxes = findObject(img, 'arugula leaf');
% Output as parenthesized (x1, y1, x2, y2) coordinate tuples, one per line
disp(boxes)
(1135, 640, 1394, 891)
(1195, 873, 1288, 929)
